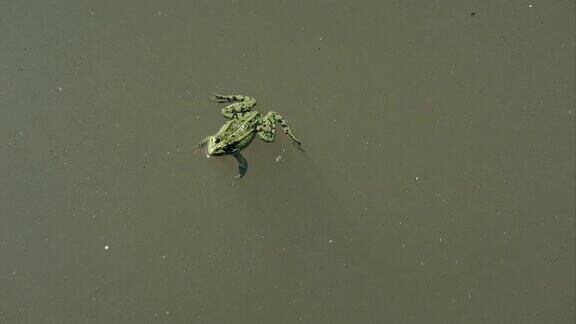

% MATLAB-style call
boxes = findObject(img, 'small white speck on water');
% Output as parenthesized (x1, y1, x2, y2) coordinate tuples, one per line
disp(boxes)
(528, 4, 533, 8)
(415, 176, 420, 181)
(195, 115, 200, 119)
(162, 255, 166, 260)
(57, 86, 63, 92)
(275, 155, 283, 162)
(104, 245, 109, 250)
(328, 239, 334, 244)
(89, 11, 94, 15)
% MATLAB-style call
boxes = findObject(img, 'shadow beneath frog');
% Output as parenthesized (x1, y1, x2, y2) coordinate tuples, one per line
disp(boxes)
(231, 139, 360, 249)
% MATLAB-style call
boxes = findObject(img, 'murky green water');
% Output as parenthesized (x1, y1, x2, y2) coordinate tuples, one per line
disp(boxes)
(1, 0, 574, 323)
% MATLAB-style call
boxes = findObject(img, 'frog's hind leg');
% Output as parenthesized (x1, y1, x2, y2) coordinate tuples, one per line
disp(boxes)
(231, 151, 248, 184)
(211, 93, 256, 119)
(257, 111, 304, 151)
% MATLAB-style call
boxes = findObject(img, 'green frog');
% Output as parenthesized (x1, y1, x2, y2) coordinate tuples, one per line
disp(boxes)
(193, 93, 304, 182)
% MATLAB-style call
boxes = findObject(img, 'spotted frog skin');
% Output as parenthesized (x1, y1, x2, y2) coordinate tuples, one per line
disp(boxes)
(194, 93, 303, 182)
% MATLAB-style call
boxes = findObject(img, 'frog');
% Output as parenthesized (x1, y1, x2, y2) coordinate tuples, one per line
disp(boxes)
(193, 93, 304, 182)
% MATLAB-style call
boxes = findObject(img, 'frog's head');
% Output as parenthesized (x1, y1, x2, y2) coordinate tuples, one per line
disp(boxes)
(206, 136, 229, 156)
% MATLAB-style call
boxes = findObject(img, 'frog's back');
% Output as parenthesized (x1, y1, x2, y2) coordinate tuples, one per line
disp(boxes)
(217, 112, 258, 152)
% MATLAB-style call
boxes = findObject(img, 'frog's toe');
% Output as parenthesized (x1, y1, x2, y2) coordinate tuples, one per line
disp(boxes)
(291, 139, 304, 151)
(192, 137, 209, 154)
(231, 173, 243, 185)
(210, 93, 228, 102)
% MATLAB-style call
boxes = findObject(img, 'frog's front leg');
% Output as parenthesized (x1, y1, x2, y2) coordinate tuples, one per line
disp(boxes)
(192, 136, 210, 154)
(231, 151, 248, 184)
(211, 93, 256, 119)
(257, 111, 304, 151)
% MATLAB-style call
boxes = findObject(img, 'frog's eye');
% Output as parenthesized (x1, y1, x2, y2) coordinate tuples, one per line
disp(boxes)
(215, 138, 220, 143)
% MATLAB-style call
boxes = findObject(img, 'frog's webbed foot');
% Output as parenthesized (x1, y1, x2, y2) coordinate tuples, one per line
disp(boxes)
(290, 137, 305, 151)
(231, 151, 248, 184)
